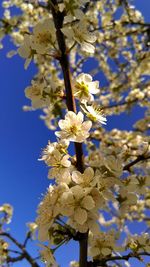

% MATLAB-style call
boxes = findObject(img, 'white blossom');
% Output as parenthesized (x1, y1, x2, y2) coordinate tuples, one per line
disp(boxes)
(60, 185, 95, 225)
(40, 140, 69, 165)
(55, 111, 92, 143)
(62, 20, 96, 53)
(125, 175, 150, 195)
(127, 233, 150, 253)
(104, 155, 123, 177)
(81, 102, 107, 124)
(72, 167, 98, 187)
(117, 188, 138, 214)
(39, 140, 71, 183)
(89, 230, 120, 258)
(18, 34, 33, 69)
(63, 0, 89, 23)
(73, 73, 100, 101)
(31, 18, 56, 54)
(0, 203, 13, 224)
(36, 183, 67, 241)
(48, 152, 71, 183)
(25, 80, 50, 109)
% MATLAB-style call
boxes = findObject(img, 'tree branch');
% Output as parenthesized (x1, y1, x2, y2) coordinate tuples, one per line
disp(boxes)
(123, 154, 150, 171)
(0, 232, 40, 267)
(103, 98, 137, 110)
(50, 0, 84, 172)
(50, 0, 87, 265)
(7, 254, 25, 263)
(88, 251, 150, 266)
(23, 232, 31, 247)
(105, 251, 150, 263)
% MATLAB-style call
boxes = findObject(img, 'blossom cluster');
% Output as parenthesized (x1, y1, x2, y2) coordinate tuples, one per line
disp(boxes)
(18, 18, 56, 68)
(0, 0, 150, 266)
(0, 239, 9, 266)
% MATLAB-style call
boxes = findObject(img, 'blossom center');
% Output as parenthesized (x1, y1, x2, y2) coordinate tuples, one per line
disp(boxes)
(75, 82, 89, 97)
(69, 125, 78, 135)
(36, 32, 51, 45)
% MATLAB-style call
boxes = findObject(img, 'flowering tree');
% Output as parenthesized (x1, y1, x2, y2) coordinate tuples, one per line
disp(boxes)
(0, 0, 150, 267)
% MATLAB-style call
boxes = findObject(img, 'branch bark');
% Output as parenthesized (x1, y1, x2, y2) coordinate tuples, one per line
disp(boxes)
(50, 0, 87, 265)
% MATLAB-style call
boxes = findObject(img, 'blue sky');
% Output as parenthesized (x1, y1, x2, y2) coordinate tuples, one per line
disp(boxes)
(0, 0, 149, 266)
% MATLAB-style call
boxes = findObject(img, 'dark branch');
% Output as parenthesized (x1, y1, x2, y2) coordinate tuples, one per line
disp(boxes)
(123, 154, 150, 171)
(88, 251, 150, 266)
(50, 1, 87, 266)
(0, 232, 40, 267)
(7, 254, 25, 263)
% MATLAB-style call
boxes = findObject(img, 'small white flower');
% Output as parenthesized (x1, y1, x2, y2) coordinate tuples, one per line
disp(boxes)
(127, 233, 150, 253)
(63, 0, 89, 23)
(117, 188, 137, 215)
(37, 183, 67, 241)
(39, 141, 71, 183)
(55, 111, 92, 143)
(40, 140, 69, 164)
(105, 155, 123, 177)
(125, 175, 150, 195)
(31, 18, 56, 54)
(81, 102, 107, 125)
(18, 34, 33, 69)
(47, 150, 71, 183)
(73, 73, 100, 101)
(68, 208, 99, 234)
(0, 203, 13, 224)
(25, 80, 50, 109)
(89, 230, 119, 259)
(72, 167, 98, 187)
(62, 20, 96, 53)
(60, 185, 95, 225)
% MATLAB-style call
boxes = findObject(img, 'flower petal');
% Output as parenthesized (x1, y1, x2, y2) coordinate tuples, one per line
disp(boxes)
(74, 208, 87, 225)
